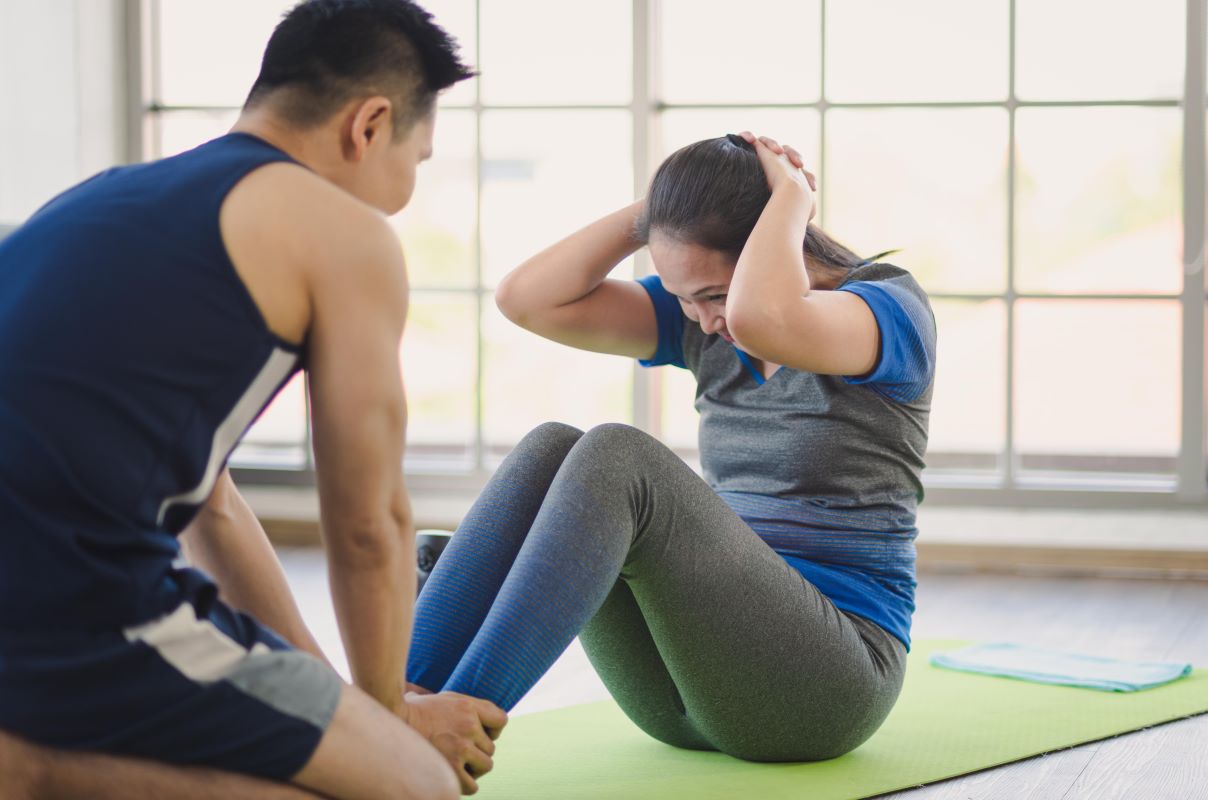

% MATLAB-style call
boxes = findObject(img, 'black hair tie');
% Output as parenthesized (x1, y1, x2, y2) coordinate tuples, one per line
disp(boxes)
(725, 133, 754, 150)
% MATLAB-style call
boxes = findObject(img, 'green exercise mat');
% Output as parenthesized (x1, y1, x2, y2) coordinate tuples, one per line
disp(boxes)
(477, 640, 1208, 800)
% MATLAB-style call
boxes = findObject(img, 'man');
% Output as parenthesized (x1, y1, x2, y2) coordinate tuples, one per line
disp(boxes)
(0, 1, 504, 797)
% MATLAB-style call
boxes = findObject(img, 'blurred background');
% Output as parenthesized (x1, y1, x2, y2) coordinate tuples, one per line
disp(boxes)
(0, 0, 1204, 537)
(2, 4, 1205, 787)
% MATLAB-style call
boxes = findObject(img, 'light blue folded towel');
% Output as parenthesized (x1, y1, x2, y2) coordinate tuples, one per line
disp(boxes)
(930, 642, 1192, 692)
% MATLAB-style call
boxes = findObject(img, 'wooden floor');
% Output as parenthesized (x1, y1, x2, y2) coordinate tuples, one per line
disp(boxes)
(279, 551, 1208, 800)
(879, 572, 1208, 800)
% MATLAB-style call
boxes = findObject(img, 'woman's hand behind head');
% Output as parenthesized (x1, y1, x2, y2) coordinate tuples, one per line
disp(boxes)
(737, 131, 817, 222)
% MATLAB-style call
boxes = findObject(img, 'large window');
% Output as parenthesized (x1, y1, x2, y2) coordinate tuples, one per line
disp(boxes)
(140, 0, 1207, 504)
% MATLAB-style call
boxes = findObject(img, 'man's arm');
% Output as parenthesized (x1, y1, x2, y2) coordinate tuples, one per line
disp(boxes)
(179, 469, 329, 665)
(221, 162, 504, 793)
(304, 204, 414, 715)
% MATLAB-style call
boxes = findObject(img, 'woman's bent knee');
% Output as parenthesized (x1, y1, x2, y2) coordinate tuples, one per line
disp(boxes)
(520, 421, 585, 450)
(577, 423, 673, 468)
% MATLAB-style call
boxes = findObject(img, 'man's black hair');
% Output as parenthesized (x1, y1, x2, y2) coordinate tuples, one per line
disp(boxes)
(245, 0, 475, 134)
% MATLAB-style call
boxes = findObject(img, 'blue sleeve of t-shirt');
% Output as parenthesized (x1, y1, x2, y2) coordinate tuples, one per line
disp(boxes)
(837, 280, 936, 403)
(635, 275, 687, 369)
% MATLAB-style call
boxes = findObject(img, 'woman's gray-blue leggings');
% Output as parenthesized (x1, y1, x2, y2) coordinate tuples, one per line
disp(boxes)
(406, 422, 907, 761)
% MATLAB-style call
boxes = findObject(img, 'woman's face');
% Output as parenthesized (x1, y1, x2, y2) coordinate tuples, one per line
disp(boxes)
(648, 234, 737, 342)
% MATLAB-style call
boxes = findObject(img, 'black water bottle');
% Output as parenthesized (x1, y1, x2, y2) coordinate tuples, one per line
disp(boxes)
(416, 529, 453, 595)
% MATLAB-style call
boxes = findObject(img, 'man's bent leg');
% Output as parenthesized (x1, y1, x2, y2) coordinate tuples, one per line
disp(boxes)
(0, 729, 324, 800)
(3, 683, 458, 800)
(0, 599, 452, 799)
(291, 683, 458, 800)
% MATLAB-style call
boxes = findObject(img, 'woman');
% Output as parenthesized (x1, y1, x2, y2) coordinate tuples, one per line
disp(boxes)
(405, 132, 935, 764)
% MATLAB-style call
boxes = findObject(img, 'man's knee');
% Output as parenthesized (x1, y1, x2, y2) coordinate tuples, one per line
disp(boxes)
(294, 685, 459, 800)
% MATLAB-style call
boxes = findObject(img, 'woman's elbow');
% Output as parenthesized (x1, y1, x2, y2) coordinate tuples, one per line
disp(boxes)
(494, 271, 539, 329)
(493, 272, 523, 322)
(726, 306, 778, 355)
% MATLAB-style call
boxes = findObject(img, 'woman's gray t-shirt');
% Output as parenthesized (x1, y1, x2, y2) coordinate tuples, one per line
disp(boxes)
(636, 263, 936, 648)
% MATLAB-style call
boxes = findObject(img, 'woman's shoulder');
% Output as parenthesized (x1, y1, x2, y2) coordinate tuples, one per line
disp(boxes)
(841, 261, 922, 288)
(834, 261, 937, 402)
(839, 262, 931, 307)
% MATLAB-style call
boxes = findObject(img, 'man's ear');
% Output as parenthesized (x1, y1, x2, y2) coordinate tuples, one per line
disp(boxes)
(346, 96, 393, 161)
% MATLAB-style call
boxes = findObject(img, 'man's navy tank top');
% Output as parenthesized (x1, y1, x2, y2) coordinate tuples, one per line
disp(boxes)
(0, 133, 303, 630)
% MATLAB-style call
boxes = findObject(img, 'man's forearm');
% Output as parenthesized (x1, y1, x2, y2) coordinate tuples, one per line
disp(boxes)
(180, 473, 329, 664)
(327, 523, 415, 713)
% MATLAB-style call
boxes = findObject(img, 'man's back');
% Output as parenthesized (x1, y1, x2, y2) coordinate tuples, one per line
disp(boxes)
(0, 2, 497, 794)
(0, 133, 303, 629)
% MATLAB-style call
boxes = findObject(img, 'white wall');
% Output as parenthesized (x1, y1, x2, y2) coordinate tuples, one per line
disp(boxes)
(0, 0, 126, 225)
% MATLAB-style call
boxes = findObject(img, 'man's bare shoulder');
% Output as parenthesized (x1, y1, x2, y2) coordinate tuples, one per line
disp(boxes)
(224, 163, 396, 260)
(220, 162, 405, 344)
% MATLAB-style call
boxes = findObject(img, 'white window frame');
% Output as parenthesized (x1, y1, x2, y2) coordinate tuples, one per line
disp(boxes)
(126, 0, 1208, 509)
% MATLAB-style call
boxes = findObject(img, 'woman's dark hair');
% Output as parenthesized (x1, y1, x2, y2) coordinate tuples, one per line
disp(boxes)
(635, 135, 894, 275)
(245, 0, 475, 136)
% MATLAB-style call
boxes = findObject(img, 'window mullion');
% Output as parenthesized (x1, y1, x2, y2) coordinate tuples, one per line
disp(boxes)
(1003, 0, 1018, 489)
(632, 0, 656, 437)
(1178, 0, 1207, 501)
(472, 0, 486, 477)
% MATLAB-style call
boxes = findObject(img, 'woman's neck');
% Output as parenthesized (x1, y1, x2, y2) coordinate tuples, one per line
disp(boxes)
(804, 259, 846, 291)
